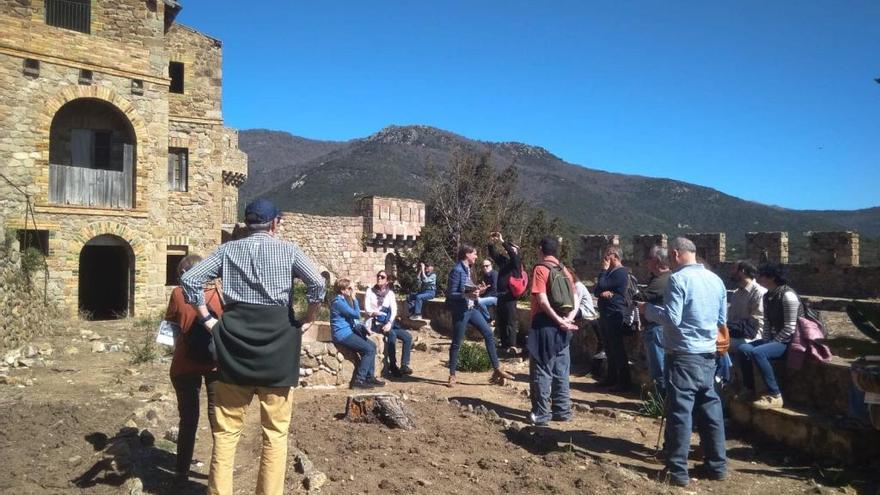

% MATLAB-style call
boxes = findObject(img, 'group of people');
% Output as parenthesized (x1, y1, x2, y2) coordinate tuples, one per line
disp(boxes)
(162, 196, 813, 494)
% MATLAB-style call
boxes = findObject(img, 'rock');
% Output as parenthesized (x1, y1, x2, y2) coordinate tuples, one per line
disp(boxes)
(23, 345, 38, 358)
(118, 477, 143, 495)
(88, 333, 102, 341)
(91, 342, 107, 353)
(125, 419, 139, 429)
(68, 455, 82, 466)
(0, 375, 18, 385)
(63, 346, 80, 356)
(336, 352, 344, 363)
(124, 368, 140, 376)
(417, 479, 433, 487)
(574, 403, 592, 413)
(164, 427, 179, 443)
(508, 421, 523, 432)
(149, 393, 167, 402)
(294, 451, 315, 475)
(305, 471, 328, 490)
(3, 349, 21, 366)
(300, 355, 320, 369)
(414, 342, 429, 352)
(108, 344, 122, 353)
(146, 409, 160, 421)
(38, 344, 53, 356)
(16, 358, 35, 368)
(138, 384, 154, 392)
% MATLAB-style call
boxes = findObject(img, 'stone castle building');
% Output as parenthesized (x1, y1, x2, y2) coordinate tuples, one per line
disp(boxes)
(0, 0, 247, 318)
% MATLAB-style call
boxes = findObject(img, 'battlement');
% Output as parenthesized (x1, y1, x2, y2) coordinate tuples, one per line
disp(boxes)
(574, 230, 880, 299)
(355, 195, 425, 248)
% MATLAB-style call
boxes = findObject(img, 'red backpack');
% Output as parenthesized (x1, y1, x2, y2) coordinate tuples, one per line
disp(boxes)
(508, 264, 529, 298)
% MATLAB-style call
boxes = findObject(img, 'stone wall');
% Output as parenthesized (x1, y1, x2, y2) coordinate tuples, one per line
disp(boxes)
(276, 197, 425, 288)
(0, 231, 56, 351)
(574, 230, 880, 299)
(164, 23, 223, 121)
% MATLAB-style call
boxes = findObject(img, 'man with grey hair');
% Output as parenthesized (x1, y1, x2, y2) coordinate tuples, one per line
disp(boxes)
(639, 237, 727, 487)
(182, 198, 326, 495)
(639, 245, 671, 393)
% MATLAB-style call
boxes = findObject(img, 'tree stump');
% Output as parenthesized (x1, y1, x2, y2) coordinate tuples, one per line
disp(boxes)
(344, 393, 416, 430)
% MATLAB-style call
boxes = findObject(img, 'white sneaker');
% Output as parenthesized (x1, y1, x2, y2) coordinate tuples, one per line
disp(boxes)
(753, 394, 784, 409)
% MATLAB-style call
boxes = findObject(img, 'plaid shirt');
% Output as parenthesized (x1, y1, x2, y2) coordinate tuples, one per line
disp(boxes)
(181, 232, 326, 307)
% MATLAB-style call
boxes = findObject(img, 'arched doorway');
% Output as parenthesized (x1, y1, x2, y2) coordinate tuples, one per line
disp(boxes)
(79, 234, 135, 320)
(49, 98, 136, 208)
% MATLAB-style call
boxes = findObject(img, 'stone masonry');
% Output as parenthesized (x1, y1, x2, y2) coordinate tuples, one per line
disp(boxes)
(0, 0, 247, 318)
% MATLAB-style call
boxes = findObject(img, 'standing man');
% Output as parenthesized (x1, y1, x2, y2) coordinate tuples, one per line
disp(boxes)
(594, 245, 631, 391)
(477, 258, 499, 321)
(641, 246, 671, 393)
(487, 232, 523, 353)
(640, 237, 727, 487)
(528, 236, 579, 425)
(406, 262, 436, 318)
(727, 260, 766, 352)
(181, 199, 326, 495)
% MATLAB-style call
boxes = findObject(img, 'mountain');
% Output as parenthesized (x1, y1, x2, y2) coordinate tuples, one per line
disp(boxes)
(238, 126, 879, 245)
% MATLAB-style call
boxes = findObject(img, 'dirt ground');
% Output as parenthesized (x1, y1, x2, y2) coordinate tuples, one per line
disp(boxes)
(1, 313, 878, 495)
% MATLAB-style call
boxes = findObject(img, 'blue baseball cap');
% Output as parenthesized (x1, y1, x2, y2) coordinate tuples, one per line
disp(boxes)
(244, 198, 281, 224)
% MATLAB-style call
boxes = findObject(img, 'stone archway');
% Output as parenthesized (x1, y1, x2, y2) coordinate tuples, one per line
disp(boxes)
(35, 85, 148, 207)
(78, 234, 135, 320)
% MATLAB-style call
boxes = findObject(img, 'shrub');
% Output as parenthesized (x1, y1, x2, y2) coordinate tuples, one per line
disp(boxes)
(456, 342, 492, 372)
(130, 333, 158, 365)
(638, 385, 665, 418)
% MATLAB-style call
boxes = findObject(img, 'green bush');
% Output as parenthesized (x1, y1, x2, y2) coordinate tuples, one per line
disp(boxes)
(456, 342, 492, 372)
(130, 333, 158, 365)
(20, 247, 45, 277)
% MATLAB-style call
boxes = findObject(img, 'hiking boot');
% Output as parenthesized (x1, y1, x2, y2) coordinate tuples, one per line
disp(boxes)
(400, 365, 414, 376)
(657, 468, 689, 487)
(350, 379, 376, 390)
(447, 375, 456, 388)
(753, 394, 783, 409)
(692, 465, 727, 481)
(388, 364, 403, 378)
(366, 376, 386, 387)
(529, 413, 549, 427)
(491, 368, 514, 384)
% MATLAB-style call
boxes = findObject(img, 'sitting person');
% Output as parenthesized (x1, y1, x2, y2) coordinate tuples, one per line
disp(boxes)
(330, 278, 384, 389)
(365, 270, 413, 377)
(727, 260, 766, 352)
(406, 262, 436, 318)
(477, 258, 499, 321)
(737, 263, 802, 408)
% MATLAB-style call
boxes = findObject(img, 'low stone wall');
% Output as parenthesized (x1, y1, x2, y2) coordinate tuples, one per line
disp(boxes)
(298, 321, 387, 388)
(0, 235, 56, 351)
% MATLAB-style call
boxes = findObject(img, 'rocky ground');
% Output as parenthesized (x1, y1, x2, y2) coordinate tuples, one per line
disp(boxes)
(0, 314, 878, 495)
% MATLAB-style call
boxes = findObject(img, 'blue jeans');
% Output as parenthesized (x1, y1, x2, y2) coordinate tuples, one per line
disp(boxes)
(737, 339, 787, 395)
(643, 324, 666, 391)
(529, 339, 571, 423)
(448, 308, 500, 374)
(664, 353, 727, 484)
(407, 290, 435, 316)
(385, 325, 412, 368)
(478, 296, 498, 321)
(335, 333, 376, 382)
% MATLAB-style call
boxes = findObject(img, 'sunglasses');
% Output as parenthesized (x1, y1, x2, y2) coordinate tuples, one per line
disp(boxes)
(377, 274, 387, 279)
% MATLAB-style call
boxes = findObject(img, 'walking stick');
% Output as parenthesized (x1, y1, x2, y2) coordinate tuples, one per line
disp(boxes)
(654, 384, 668, 456)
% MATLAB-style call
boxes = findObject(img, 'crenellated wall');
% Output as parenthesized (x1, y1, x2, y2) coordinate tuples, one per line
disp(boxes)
(574, 230, 880, 299)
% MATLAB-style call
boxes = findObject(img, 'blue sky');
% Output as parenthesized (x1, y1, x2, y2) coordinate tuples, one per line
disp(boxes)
(178, 1, 880, 211)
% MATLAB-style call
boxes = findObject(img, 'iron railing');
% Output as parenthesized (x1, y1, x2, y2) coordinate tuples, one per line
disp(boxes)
(45, 0, 91, 34)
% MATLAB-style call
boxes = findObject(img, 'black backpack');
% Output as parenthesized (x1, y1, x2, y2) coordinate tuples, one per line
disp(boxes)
(621, 269, 640, 333)
(185, 313, 216, 364)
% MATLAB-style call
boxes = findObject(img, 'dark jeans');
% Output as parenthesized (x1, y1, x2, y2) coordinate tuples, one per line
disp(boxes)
(449, 307, 500, 374)
(335, 333, 377, 382)
(599, 313, 630, 387)
(386, 325, 412, 368)
(407, 290, 435, 316)
(529, 338, 571, 423)
(495, 295, 520, 348)
(171, 371, 218, 475)
(737, 339, 787, 396)
(643, 324, 666, 391)
(664, 353, 727, 484)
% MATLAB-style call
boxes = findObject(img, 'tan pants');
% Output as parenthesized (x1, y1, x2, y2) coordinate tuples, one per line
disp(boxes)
(208, 382, 294, 495)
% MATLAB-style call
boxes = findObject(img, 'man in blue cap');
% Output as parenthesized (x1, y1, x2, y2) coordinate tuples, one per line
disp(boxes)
(182, 198, 325, 495)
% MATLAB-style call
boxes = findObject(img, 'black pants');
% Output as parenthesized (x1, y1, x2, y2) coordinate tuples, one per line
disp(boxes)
(495, 294, 519, 348)
(171, 371, 218, 474)
(599, 313, 631, 387)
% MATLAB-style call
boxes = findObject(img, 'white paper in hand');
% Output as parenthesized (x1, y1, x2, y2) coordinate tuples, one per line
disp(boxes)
(156, 320, 179, 347)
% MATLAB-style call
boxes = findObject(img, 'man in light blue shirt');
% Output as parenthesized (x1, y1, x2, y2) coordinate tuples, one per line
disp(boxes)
(640, 237, 727, 487)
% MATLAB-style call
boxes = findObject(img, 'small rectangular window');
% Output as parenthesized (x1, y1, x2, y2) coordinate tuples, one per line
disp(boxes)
(17, 230, 49, 256)
(167, 147, 188, 192)
(166, 245, 189, 286)
(45, 0, 91, 34)
(78, 69, 93, 84)
(23, 58, 40, 77)
(131, 79, 144, 95)
(169, 61, 184, 94)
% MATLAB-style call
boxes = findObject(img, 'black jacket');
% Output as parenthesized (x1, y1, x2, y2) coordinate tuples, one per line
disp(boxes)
(487, 241, 522, 297)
